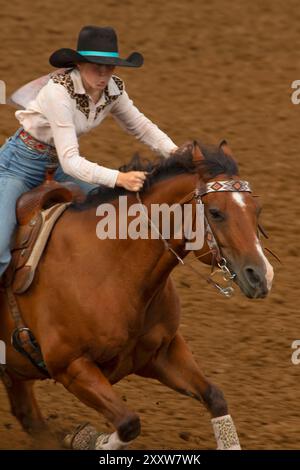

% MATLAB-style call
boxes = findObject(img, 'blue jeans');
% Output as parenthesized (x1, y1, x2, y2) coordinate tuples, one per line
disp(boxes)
(0, 127, 99, 277)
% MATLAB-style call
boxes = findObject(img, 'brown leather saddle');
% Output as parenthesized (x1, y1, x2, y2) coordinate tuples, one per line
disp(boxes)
(3, 164, 86, 293)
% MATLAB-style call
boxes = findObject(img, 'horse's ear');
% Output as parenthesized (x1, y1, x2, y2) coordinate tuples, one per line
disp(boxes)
(192, 141, 205, 162)
(219, 139, 233, 158)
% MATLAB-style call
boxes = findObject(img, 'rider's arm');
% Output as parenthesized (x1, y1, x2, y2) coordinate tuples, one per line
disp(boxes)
(110, 89, 178, 157)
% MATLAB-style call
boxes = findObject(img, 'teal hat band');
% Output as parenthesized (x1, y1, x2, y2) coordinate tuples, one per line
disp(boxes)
(77, 50, 119, 58)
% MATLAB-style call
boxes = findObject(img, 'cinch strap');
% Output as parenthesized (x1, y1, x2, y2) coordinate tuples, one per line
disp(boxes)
(77, 50, 119, 57)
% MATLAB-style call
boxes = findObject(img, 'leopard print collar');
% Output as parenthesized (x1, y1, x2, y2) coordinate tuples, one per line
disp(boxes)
(51, 68, 124, 120)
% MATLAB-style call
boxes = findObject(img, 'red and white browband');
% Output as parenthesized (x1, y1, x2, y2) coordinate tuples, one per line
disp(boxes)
(196, 180, 252, 197)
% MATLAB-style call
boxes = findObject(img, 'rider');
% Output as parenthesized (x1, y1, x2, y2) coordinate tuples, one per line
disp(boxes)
(0, 25, 178, 282)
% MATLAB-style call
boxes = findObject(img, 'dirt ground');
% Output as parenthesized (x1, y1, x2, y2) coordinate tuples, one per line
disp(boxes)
(0, 0, 300, 450)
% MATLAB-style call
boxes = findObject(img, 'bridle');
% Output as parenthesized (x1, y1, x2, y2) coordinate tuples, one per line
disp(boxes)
(136, 179, 252, 298)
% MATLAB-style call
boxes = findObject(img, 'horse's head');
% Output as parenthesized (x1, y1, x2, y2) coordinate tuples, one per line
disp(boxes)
(190, 140, 274, 299)
(77, 141, 274, 299)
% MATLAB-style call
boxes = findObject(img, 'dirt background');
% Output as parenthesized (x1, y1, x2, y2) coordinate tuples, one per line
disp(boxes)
(0, 0, 300, 450)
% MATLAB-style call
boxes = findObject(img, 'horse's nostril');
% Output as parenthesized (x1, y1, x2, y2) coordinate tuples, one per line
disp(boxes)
(245, 267, 262, 287)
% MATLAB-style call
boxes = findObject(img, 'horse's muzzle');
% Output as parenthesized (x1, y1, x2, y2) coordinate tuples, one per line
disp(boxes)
(236, 264, 270, 299)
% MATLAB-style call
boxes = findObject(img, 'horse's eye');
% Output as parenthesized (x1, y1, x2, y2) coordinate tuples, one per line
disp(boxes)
(208, 208, 225, 221)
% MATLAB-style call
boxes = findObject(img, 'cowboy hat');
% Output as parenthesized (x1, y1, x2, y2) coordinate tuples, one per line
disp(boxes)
(49, 25, 144, 68)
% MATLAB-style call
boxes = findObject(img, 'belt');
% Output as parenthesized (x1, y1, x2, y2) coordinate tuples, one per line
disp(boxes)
(18, 129, 58, 163)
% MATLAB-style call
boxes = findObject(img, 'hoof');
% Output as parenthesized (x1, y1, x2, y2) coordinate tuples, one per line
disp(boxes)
(95, 432, 129, 450)
(63, 433, 73, 449)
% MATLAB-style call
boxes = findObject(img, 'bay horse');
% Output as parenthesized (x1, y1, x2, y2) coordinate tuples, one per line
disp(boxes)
(0, 141, 274, 450)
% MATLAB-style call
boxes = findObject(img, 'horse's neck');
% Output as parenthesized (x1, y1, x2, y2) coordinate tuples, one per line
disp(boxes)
(79, 172, 200, 299)
(134, 172, 199, 288)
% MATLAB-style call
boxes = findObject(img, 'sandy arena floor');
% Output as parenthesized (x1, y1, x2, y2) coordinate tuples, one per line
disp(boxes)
(0, 0, 299, 450)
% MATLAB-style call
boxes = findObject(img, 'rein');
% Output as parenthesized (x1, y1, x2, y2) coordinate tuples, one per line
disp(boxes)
(136, 179, 252, 298)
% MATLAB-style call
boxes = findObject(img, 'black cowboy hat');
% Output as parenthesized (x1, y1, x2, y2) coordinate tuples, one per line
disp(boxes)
(49, 25, 144, 68)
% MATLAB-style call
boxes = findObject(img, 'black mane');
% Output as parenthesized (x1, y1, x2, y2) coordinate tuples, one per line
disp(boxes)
(72, 141, 239, 210)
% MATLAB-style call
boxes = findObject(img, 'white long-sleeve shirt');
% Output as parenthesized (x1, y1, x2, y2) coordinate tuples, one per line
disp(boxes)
(15, 68, 178, 188)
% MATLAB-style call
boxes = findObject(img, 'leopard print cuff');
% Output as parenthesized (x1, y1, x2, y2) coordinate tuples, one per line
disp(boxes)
(211, 414, 241, 450)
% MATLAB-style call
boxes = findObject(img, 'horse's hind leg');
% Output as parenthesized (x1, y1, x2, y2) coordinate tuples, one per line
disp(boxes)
(136, 333, 241, 450)
(3, 376, 47, 435)
(54, 356, 140, 450)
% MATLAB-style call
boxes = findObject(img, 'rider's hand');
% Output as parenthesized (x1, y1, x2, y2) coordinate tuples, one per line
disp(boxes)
(115, 171, 148, 191)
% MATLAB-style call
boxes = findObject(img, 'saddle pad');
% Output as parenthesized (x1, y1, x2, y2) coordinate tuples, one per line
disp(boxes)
(13, 202, 71, 294)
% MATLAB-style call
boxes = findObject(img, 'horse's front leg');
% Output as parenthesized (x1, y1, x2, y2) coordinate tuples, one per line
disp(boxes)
(53, 356, 140, 450)
(136, 333, 241, 450)
(2, 376, 47, 435)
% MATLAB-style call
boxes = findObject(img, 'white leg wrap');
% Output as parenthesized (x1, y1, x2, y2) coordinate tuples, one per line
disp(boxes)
(95, 431, 131, 450)
(211, 414, 241, 450)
